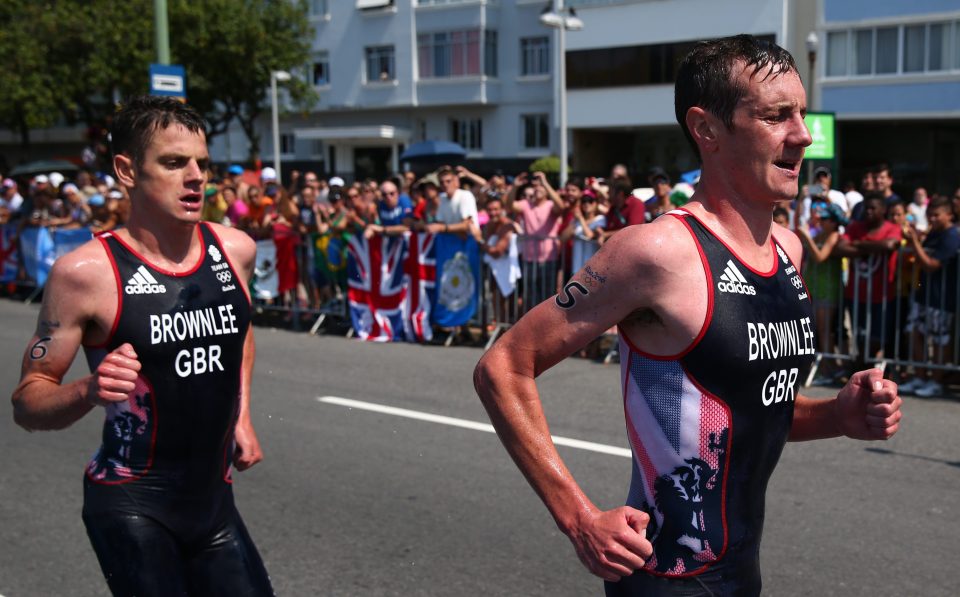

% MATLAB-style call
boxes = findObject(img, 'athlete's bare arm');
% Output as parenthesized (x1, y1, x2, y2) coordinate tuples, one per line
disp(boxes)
(213, 223, 263, 471)
(772, 225, 903, 442)
(474, 216, 704, 581)
(12, 240, 136, 431)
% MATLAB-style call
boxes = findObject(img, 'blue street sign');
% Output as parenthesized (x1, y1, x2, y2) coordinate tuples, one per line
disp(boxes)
(149, 64, 186, 100)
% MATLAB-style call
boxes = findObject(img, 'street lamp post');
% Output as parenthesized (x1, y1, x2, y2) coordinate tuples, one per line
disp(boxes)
(270, 70, 292, 183)
(804, 32, 819, 185)
(540, 1, 583, 187)
(805, 31, 819, 110)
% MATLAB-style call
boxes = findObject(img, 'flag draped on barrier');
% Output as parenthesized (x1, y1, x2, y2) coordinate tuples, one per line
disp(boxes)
(16, 227, 92, 287)
(253, 240, 279, 300)
(433, 234, 480, 327)
(1, 224, 19, 283)
(347, 234, 409, 342)
(346, 232, 475, 342)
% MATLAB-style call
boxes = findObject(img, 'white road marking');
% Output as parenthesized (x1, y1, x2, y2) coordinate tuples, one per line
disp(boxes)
(318, 396, 632, 458)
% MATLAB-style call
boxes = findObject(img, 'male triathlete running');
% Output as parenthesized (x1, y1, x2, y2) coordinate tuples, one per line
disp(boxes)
(474, 35, 902, 596)
(12, 96, 273, 596)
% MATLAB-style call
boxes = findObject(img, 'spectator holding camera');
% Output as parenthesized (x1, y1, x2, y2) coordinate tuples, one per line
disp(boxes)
(505, 170, 565, 308)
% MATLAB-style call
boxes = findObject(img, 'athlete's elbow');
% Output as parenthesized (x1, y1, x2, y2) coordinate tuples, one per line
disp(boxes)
(11, 397, 39, 432)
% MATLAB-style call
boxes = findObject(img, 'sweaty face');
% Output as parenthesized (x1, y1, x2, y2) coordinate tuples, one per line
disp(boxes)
(713, 63, 812, 204)
(129, 124, 208, 224)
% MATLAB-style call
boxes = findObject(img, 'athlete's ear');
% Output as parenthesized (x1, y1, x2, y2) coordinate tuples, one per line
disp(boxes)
(686, 107, 719, 155)
(113, 153, 136, 188)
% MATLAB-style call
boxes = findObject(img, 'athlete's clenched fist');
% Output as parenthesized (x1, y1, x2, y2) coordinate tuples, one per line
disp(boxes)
(87, 343, 141, 406)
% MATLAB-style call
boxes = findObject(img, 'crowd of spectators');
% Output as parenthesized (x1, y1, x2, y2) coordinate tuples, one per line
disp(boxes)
(2, 158, 958, 390)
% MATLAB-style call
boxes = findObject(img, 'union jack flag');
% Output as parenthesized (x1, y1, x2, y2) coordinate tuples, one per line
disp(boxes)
(404, 232, 436, 342)
(347, 232, 440, 342)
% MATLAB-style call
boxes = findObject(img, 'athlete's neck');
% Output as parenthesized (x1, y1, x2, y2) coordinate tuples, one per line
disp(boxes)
(121, 214, 201, 272)
(684, 189, 778, 267)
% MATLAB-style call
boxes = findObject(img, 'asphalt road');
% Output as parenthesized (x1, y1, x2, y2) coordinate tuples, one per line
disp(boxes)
(1, 298, 958, 596)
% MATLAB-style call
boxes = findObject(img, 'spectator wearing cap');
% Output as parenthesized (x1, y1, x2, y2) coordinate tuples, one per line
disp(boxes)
(410, 174, 445, 233)
(226, 164, 250, 202)
(201, 184, 228, 224)
(32, 174, 51, 194)
(87, 192, 117, 233)
(797, 202, 848, 384)
(799, 166, 850, 228)
(55, 183, 91, 229)
(49, 172, 65, 191)
(1, 178, 24, 216)
(260, 166, 278, 187)
(560, 188, 606, 275)
(644, 167, 675, 222)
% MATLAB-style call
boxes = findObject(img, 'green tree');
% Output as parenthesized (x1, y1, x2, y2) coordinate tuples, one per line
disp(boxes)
(0, 1, 74, 147)
(0, 0, 314, 159)
(169, 0, 316, 159)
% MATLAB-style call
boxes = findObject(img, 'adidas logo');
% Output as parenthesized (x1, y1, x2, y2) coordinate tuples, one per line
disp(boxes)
(717, 260, 756, 295)
(124, 265, 167, 295)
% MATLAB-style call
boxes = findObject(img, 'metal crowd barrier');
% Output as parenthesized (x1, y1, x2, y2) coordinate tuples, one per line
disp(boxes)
(803, 246, 960, 383)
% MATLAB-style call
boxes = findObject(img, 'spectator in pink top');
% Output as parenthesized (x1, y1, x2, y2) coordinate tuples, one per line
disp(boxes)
(506, 170, 566, 309)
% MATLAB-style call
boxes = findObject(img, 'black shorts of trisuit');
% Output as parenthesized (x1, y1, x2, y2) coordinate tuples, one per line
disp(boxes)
(82, 491, 273, 597)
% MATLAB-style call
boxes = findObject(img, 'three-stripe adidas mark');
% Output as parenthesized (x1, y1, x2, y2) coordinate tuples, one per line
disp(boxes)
(124, 265, 167, 295)
(717, 260, 756, 295)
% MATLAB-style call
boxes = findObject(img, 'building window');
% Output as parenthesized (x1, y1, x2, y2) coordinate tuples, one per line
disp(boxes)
(875, 27, 898, 74)
(928, 23, 948, 71)
(520, 37, 550, 76)
(450, 118, 482, 150)
(312, 52, 330, 86)
(522, 114, 549, 150)
(566, 37, 755, 89)
(280, 133, 295, 155)
(417, 29, 497, 78)
(826, 31, 848, 77)
(311, 140, 325, 158)
(365, 45, 395, 82)
(309, 0, 328, 17)
(825, 20, 960, 78)
(854, 29, 873, 75)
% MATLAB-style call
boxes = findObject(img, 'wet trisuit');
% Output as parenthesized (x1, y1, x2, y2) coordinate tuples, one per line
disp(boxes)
(607, 210, 815, 596)
(82, 223, 273, 596)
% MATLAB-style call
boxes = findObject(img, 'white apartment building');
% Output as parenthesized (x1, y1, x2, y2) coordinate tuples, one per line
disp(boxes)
(211, 0, 815, 183)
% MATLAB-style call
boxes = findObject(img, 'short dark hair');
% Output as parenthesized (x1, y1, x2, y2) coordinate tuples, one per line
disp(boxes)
(564, 176, 584, 190)
(111, 96, 207, 165)
(611, 179, 633, 198)
(675, 34, 798, 159)
(928, 196, 952, 213)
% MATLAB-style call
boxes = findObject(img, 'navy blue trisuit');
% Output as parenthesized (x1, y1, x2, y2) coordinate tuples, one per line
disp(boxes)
(606, 209, 816, 596)
(81, 223, 273, 596)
